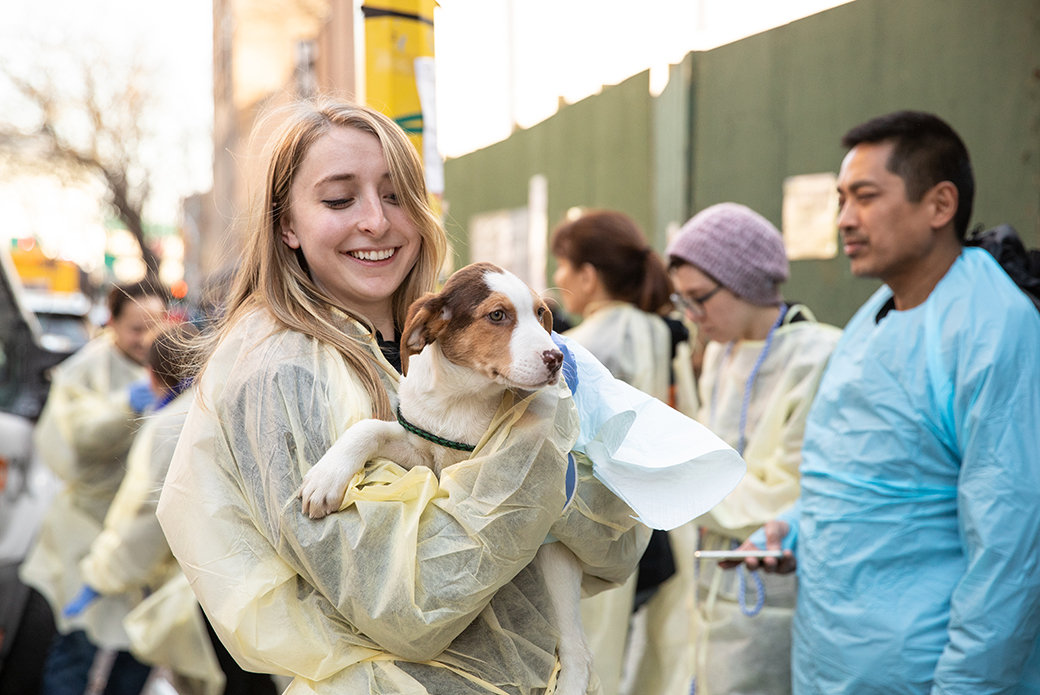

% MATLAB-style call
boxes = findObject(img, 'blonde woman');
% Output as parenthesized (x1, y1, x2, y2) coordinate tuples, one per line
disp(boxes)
(157, 98, 647, 695)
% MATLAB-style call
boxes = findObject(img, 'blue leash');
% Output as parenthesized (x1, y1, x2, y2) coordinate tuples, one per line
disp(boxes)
(719, 304, 788, 457)
(709, 306, 788, 619)
(691, 308, 788, 695)
(735, 539, 766, 616)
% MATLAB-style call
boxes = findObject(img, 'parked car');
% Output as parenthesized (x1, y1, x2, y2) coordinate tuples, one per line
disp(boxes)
(0, 244, 67, 693)
(20, 289, 94, 354)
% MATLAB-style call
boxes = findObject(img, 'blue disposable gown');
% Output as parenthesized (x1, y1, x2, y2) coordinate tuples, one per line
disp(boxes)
(790, 248, 1040, 694)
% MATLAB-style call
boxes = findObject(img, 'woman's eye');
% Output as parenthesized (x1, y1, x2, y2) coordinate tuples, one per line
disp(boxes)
(323, 198, 353, 208)
(384, 193, 399, 205)
(488, 310, 506, 322)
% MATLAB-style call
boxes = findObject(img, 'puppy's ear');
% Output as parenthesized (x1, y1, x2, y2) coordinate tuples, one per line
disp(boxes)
(401, 292, 451, 375)
(539, 300, 554, 335)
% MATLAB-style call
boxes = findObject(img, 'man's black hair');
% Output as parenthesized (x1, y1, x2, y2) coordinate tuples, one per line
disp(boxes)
(841, 110, 974, 241)
(107, 279, 168, 320)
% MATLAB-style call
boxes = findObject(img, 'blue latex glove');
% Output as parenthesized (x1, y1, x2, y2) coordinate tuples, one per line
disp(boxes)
(551, 331, 579, 395)
(63, 585, 100, 618)
(551, 332, 578, 506)
(565, 453, 576, 506)
(127, 378, 156, 414)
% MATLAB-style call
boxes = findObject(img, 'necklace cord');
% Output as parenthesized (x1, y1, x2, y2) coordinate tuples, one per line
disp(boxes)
(705, 304, 789, 621)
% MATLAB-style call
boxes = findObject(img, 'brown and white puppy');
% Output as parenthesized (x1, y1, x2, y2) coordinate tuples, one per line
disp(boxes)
(299, 262, 593, 695)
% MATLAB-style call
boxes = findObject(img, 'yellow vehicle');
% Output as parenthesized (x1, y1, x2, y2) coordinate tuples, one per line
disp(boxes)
(9, 241, 93, 353)
(9, 242, 81, 294)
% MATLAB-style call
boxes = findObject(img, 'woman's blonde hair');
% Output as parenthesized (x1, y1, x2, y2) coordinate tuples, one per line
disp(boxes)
(205, 96, 447, 420)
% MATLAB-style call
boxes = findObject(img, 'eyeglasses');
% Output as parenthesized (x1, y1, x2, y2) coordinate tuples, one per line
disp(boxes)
(671, 285, 723, 317)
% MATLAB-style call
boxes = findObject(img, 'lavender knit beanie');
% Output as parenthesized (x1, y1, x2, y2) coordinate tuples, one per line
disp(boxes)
(666, 203, 789, 306)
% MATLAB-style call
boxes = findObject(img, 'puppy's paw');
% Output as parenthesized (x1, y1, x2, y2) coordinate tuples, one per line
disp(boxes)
(553, 662, 593, 695)
(554, 641, 594, 695)
(299, 460, 354, 519)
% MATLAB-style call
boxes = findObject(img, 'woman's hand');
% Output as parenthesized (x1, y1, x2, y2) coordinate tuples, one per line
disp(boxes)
(718, 520, 797, 574)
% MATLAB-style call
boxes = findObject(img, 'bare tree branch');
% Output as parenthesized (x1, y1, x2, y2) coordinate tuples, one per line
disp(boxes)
(0, 50, 161, 281)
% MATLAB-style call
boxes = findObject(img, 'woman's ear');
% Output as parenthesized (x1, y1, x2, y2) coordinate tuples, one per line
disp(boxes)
(577, 262, 600, 296)
(280, 214, 301, 249)
(401, 292, 449, 375)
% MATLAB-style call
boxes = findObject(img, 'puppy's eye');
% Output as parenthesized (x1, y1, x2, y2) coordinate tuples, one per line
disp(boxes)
(537, 306, 545, 318)
(488, 310, 506, 322)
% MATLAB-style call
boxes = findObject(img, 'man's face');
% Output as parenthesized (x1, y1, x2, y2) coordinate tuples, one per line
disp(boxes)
(836, 141, 939, 282)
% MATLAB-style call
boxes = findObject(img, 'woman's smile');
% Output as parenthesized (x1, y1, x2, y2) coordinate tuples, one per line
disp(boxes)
(347, 247, 398, 262)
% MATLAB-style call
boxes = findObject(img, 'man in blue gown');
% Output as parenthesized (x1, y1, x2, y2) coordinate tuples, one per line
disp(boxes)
(735, 111, 1040, 693)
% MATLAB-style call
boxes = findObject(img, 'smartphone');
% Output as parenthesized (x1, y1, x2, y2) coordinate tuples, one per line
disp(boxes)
(692, 549, 786, 560)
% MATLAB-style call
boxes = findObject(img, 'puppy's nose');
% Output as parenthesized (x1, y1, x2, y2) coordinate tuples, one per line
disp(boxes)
(543, 349, 563, 373)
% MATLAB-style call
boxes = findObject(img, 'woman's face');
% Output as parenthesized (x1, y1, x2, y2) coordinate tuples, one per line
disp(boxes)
(670, 263, 753, 344)
(280, 126, 422, 329)
(110, 296, 166, 365)
(552, 256, 597, 317)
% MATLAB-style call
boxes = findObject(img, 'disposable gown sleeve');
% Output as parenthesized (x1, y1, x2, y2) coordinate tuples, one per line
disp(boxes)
(228, 360, 578, 663)
(931, 316, 1040, 694)
(748, 498, 800, 554)
(548, 452, 651, 597)
(80, 405, 186, 595)
(45, 376, 139, 477)
(700, 331, 836, 539)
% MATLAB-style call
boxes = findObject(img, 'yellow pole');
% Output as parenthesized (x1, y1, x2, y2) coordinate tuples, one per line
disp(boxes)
(363, 1, 438, 183)
(363, 0, 447, 275)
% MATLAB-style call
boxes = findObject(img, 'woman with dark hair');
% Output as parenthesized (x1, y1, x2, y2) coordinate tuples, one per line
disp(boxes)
(552, 210, 674, 400)
(551, 209, 691, 695)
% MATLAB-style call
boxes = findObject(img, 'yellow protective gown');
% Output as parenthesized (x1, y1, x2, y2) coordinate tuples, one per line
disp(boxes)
(565, 301, 671, 404)
(156, 309, 649, 695)
(79, 388, 224, 695)
(565, 301, 690, 695)
(692, 306, 840, 695)
(20, 332, 147, 646)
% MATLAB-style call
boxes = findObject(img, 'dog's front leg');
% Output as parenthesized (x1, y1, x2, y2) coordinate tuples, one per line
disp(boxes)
(300, 420, 412, 519)
(537, 542, 594, 695)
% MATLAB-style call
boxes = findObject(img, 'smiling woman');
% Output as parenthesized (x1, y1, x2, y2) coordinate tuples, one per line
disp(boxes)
(156, 97, 645, 695)
(278, 126, 423, 340)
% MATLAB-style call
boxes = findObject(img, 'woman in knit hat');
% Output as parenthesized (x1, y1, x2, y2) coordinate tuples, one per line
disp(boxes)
(665, 202, 841, 695)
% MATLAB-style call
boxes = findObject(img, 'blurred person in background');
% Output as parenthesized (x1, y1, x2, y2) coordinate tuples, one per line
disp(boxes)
(736, 111, 1040, 694)
(551, 209, 696, 695)
(666, 203, 840, 695)
(66, 322, 279, 695)
(20, 280, 167, 695)
(191, 265, 237, 331)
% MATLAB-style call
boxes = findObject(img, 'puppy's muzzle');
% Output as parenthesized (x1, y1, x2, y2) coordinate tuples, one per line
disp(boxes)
(543, 349, 564, 375)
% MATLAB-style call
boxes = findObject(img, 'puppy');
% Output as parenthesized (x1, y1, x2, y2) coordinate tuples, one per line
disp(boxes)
(300, 261, 594, 695)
